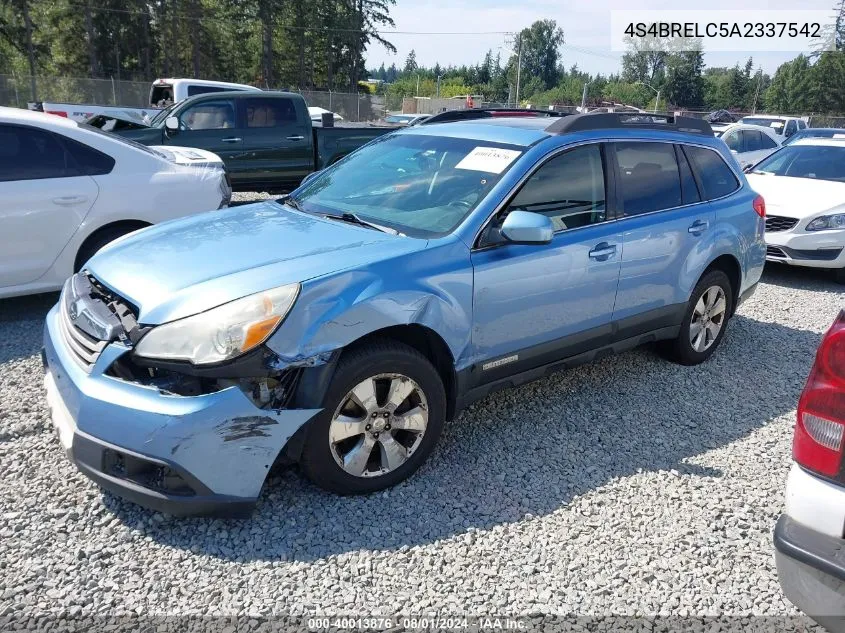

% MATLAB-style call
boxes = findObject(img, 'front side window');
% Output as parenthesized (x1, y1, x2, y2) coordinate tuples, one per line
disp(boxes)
(245, 97, 298, 128)
(722, 130, 741, 152)
(291, 133, 524, 237)
(684, 145, 740, 199)
(752, 145, 845, 182)
(0, 125, 77, 182)
(785, 120, 798, 137)
(180, 100, 236, 130)
(505, 144, 606, 231)
(615, 142, 682, 215)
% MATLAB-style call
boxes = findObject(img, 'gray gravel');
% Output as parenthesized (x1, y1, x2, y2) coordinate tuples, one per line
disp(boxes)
(1, 229, 842, 626)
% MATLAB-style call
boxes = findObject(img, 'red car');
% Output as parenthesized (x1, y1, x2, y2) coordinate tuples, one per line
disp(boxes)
(775, 309, 845, 632)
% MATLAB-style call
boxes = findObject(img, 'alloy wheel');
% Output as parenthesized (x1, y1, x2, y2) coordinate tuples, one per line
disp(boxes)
(328, 373, 429, 478)
(689, 285, 727, 353)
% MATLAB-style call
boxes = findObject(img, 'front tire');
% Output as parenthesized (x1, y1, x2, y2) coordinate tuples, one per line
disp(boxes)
(665, 270, 734, 366)
(300, 339, 446, 495)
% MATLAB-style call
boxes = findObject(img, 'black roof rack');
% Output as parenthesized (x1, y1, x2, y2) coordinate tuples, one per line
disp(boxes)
(546, 112, 713, 136)
(419, 108, 571, 126)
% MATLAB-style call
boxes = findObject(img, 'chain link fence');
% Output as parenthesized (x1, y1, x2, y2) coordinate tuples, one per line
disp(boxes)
(0, 75, 388, 122)
(4, 74, 844, 127)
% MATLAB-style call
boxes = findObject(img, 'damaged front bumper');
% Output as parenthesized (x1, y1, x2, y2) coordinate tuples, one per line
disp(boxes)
(43, 304, 320, 517)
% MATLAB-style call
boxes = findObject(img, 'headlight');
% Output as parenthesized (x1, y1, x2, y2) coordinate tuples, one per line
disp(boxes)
(134, 283, 299, 365)
(806, 214, 845, 231)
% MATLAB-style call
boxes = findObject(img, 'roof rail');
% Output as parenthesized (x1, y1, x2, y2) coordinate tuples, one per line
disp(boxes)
(419, 108, 571, 126)
(546, 112, 713, 136)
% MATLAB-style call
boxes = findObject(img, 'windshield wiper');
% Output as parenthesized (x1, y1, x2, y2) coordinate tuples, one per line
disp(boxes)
(279, 195, 303, 211)
(322, 212, 402, 235)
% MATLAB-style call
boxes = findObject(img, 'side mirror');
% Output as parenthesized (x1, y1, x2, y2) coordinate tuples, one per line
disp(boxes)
(500, 211, 553, 245)
(165, 116, 179, 133)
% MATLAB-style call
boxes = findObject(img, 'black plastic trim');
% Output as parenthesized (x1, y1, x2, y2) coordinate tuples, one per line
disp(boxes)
(547, 112, 713, 136)
(455, 304, 686, 411)
(129, 345, 275, 378)
(70, 434, 256, 517)
(774, 514, 845, 583)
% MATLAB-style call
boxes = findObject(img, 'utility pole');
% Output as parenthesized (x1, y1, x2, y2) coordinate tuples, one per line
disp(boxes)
(416, 75, 420, 97)
(751, 68, 762, 114)
(436, 75, 441, 99)
(515, 36, 522, 106)
(22, 0, 36, 101)
(580, 82, 589, 112)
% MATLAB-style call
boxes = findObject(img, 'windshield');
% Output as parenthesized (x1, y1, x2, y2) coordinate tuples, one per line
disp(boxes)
(741, 117, 785, 130)
(290, 133, 524, 237)
(783, 129, 845, 145)
(752, 145, 845, 182)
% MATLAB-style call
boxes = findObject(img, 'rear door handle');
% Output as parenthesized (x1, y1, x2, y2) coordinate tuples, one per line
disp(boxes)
(588, 242, 617, 261)
(221, 137, 242, 143)
(286, 135, 305, 141)
(688, 220, 709, 235)
(52, 195, 88, 206)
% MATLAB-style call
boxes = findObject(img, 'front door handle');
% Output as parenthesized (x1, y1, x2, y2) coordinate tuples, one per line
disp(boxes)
(221, 137, 242, 143)
(52, 195, 88, 206)
(588, 242, 617, 261)
(688, 220, 709, 235)
(286, 135, 305, 141)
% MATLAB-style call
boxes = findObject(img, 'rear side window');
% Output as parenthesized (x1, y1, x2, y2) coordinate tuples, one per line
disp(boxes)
(244, 97, 298, 128)
(684, 145, 740, 200)
(62, 136, 115, 175)
(759, 133, 778, 149)
(0, 124, 77, 182)
(722, 130, 741, 152)
(614, 142, 682, 215)
(743, 130, 763, 152)
(187, 85, 230, 97)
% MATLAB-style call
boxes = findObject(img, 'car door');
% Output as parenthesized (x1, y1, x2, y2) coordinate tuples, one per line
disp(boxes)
(611, 141, 715, 331)
(0, 124, 98, 288)
(238, 95, 315, 189)
(167, 97, 243, 173)
(470, 143, 623, 383)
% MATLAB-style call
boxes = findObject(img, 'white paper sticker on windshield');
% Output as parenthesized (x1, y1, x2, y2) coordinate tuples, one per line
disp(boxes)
(455, 147, 522, 174)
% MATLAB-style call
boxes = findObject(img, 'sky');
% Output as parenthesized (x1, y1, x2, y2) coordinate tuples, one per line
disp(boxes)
(363, 0, 837, 76)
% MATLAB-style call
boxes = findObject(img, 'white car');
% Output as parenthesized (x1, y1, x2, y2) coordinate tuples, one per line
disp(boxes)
(774, 308, 845, 630)
(746, 138, 845, 283)
(716, 123, 781, 169)
(739, 114, 808, 141)
(0, 107, 231, 299)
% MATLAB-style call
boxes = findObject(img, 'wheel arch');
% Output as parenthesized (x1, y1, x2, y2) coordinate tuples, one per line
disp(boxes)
(74, 220, 151, 272)
(701, 253, 741, 315)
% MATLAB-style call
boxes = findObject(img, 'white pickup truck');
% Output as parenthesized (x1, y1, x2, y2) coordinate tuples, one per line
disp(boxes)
(29, 78, 260, 123)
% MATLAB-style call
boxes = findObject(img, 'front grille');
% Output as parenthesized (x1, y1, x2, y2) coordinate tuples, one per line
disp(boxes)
(58, 273, 129, 372)
(60, 297, 108, 372)
(766, 245, 787, 258)
(765, 215, 799, 232)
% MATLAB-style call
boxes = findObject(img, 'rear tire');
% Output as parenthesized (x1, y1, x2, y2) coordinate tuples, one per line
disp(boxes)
(300, 339, 446, 495)
(664, 270, 734, 366)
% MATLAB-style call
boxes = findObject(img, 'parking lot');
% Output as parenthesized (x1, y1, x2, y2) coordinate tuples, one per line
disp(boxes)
(0, 258, 839, 623)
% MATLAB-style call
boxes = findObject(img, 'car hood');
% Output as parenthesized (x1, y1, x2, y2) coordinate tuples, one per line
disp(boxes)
(87, 202, 427, 324)
(746, 174, 845, 219)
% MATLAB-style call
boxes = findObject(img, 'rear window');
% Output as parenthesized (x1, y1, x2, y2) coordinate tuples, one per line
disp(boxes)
(684, 146, 740, 200)
(187, 85, 231, 97)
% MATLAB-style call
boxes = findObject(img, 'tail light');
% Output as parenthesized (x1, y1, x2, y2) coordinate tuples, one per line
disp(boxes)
(753, 195, 766, 218)
(793, 310, 845, 478)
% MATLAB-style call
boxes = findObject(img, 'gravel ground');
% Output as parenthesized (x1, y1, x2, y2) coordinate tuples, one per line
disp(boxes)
(1, 236, 842, 628)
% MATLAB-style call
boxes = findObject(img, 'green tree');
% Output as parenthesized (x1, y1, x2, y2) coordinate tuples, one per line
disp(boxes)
(513, 19, 564, 91)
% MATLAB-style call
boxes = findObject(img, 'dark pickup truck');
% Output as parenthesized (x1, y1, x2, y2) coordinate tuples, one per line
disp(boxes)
(87, 91, 393, 192)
